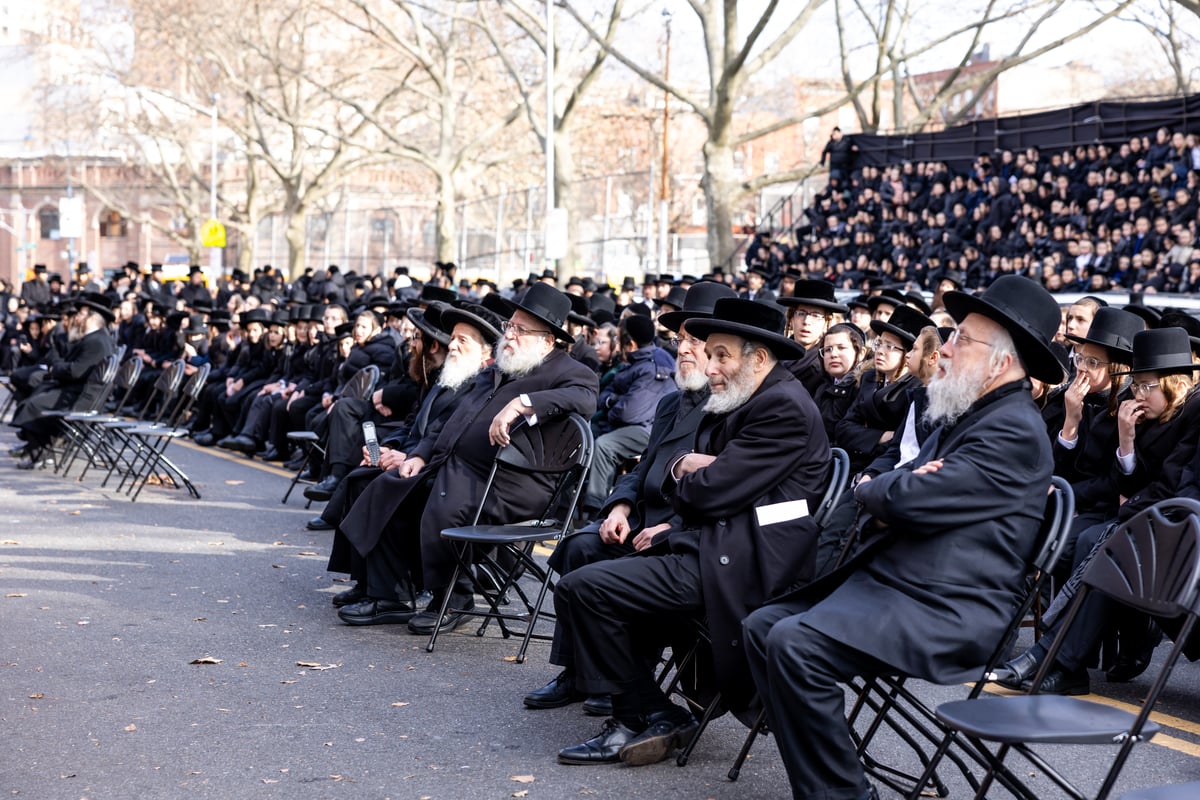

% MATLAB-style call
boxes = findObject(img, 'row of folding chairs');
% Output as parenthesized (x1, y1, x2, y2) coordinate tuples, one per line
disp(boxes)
(48, 356, 209, 502)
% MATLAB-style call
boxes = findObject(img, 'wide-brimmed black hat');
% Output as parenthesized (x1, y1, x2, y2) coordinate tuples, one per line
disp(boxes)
(659, 282, 738, 333)
(867, 288, 906, 314)
(566, 294, 595, 329)
(846, 294, 870, 312)
(869, 304, 935, 349)
(1123, 303, 1162, 328)
(416, 285, 457, 306)
(240, 307, 271, 327)
(334, 322, 355, 341)
(440, 302, 504, 345)
(685, 297, 806, 359)
(943, 274, 1065, 384)
(1065, 307, 1143, 360)
(76, 291, 115, 323)
(747, 263, 772, 279)
(777, 279, 848, 314)
(658, 286, 688, 311)
(269, 310, 290, 328)
(1113, 328, 1200, 376)
(904, 291, 933, 316)
(408, 302, 451, 347)
(498, 282, 573, 342)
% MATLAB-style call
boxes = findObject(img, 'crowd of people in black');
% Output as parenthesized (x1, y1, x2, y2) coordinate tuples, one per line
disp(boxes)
(6, 124, 1200, 798)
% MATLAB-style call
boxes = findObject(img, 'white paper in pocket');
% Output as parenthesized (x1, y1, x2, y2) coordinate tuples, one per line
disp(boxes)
(754, 499, 810, 527)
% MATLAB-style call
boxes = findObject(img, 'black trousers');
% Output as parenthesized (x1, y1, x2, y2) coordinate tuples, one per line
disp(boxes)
(361, 484, 431, 601)
(743, 600, 890, 800)
(546, 526, 635, 667)
(325, 397, 373, 471)
(553, 552, 701, 711)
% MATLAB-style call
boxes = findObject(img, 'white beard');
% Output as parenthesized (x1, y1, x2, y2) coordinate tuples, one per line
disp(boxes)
(437, 351, 484, 391)
(495, 339, 546, 377)
(674, 364, 708, 392)
(924, 356, 991, 427)
(704, 361, 758, 414)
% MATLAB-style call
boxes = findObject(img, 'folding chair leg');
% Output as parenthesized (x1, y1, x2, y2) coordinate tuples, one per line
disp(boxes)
(516, 558, 557, 664)
(675, 691, 722, 767)
(426, 558, 465, 654)
(281, 449, 314, 504)
(728, 708, 767, 781)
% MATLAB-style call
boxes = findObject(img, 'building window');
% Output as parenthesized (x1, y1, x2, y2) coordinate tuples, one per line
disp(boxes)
(39, 207, 59, 239)
(99, 209, 127, 238)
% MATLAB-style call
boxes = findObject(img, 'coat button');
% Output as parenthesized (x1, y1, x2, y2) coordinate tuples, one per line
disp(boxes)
(719, 555, 730, 565)
(439, 491, 446, 497)
(718, 519, 726, 527)
(731, 639, 739, 647)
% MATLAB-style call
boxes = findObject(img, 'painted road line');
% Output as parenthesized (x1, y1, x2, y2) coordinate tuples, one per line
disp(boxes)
(175, 439, 295, 478)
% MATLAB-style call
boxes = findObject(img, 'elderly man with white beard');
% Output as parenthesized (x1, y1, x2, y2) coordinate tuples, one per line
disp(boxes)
(332, 285, 598, 630)
(522, 281, 735, 716)
(741, 275, 1066, 800)
(550, 298, 831, 767)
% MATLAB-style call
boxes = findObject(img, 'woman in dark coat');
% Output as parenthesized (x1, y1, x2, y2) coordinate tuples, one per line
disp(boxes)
(810, 323, 865, 439)
(834, 304, 934, 473)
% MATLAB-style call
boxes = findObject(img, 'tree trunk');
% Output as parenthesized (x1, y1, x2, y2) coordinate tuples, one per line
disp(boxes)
(434, 171, 456, 266)
(554, 128, 580, 280)
(284, 208, 307, 281)
(702, 135, 738, 271)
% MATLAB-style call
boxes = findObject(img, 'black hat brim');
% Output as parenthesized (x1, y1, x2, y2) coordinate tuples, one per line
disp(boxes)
(440, 307, 502, 344)
(657, 310, 711, 333)
(684, 318, 806, 360)
(868, 319, 917, 348)
(76, 299, 115, 323)
(1064, 332, 1134, 361)
(943, 291, 1066, 384)
(777, 296, 849, 314)
(408, 307, 451, 347)
(496, 297, 574, 343)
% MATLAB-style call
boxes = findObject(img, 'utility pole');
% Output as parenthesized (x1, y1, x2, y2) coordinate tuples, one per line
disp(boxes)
(658, 8, 672, 277)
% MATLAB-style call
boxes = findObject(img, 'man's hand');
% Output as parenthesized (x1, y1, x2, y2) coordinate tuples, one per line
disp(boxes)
(672, 452, 717, 479)
(1117, 398, 1144, 456)
(321, 392, 334, 410)
(371, 388, 392, 418)
(397, 455, 425, 478)
(378, 448, 406, 471)
(631, 522, 671, 552)
(488, 397, 531, 447)
(286, 389, 304, 411)
(1061, 371, 1089, 439)
(911, 458, 944, 475)
(598, 503, 634, 545)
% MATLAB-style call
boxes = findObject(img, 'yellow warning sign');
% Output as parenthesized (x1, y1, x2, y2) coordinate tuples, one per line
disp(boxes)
(201, 218, 226, 248)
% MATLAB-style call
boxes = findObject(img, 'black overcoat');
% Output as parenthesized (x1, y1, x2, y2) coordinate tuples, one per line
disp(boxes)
(13, 328, 115, 426)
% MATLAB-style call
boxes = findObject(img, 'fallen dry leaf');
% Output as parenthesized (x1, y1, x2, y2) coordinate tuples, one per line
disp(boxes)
(190, 657, 222, 665)
(510, 775, 535, 784)
(7, 593, 27, 598)
(390, 702, 409, 707)
(503, 656, 518, 662)
(296, 551, 319, 557)
(237, 662, 249, 668)
(513, 792, 528, 798)
(224, 480, 244, 485)
(29, 693, 44, 699)
(123, 724, 137, 732)
(262, 778, 279, 784)
(69, 510, 81, 516)
(207, 542, 224, 546)
(271, 564, 286, 569)
(1, 540, 19, 545)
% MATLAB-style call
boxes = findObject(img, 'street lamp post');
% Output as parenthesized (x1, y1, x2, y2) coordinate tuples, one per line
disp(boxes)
(658, 9, 672, 276)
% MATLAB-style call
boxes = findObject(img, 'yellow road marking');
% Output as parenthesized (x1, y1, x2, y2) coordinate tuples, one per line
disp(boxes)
(176, 440, 294, 478)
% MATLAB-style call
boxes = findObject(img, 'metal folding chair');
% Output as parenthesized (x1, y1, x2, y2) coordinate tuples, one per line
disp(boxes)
(933, 497, 1200, 800)
(426, 413, 594, 661)
(117, 363, 212, 502)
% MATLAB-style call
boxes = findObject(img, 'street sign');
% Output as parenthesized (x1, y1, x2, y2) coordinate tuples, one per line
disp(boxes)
(201, 218, 226, 248)
(59, 197, 83, 239)
(544, 208, 567, 260)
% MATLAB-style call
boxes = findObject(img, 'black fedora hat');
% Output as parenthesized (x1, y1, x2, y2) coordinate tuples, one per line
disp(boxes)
(418, 285, 457, 306)
(240, 307, 271, 327)
(408, 302, 452, 347)
(777, 279, 848, 314)
(1065, 307, 1144, 360)
(867, 287, 906, 314)
(566, 294, 595, 329)
(75, 291, 115, 323)
(440, 302, 504, 345)
(658, 282, 738, 333)
(1113, 328, 1200, 376)
(658, 286, 688, 311)
(869, 304, 935, 349)
(904, 291, 933, 316)
(685, 298, 806, 359)
(1122, 303, 1162, 328)
(268, 310, 291, 328)
(480, 292, 513, 320)
(846, 294, 870, 312)
(334, 322, 355, 341)
(498, 283, 573, 342)
(943, 275, 1065, 384)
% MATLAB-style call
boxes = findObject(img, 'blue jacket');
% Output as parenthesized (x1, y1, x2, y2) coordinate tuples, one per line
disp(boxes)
(594, 345, 675, 435)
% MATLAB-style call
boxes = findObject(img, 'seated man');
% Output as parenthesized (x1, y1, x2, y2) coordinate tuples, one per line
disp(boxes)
(11, 292, 116, 468)
(523, 281, 735, 713)
(552, 298, 830, 766)
(743, 275, 1064, 800)
(335, 284, 599, 632)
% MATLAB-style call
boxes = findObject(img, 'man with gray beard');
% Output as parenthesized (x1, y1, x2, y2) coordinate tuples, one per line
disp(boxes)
(333, 285, 598, 630)
(523, 281, 734, 714)
(551, 298, 830, 767)
(742, 275, 1066, 800)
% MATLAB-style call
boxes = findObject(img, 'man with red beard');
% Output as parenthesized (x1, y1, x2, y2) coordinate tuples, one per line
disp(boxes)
(334, 285, 598, 631)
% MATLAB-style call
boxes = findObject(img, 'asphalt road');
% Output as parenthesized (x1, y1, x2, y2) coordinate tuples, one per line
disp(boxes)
(3, 429, 1200, 799)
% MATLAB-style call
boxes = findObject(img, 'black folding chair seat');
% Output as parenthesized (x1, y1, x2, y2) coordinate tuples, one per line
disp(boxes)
(937, 695, 1159, 745)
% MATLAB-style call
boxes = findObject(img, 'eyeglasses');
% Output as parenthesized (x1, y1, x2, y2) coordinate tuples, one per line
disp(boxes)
(501, 321, 551, 338)
(1072, 352, 1109, 371)
(947, 329, 995, 349)
(1132, 380, 1161, 395)
(871, 337, 906, 355)
(790, 309, 829, 321)
(666, 334, 705, 349)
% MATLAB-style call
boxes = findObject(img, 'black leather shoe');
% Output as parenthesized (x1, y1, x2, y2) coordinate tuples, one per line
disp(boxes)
(557, 718, 641, 765)
(989, 649, 1042, 690)
(296, 468, 316, 481)
(1106, 652, 1154, 683)
(337, 597, 416, 626)
(582, 695, 613, 717)
(216, 436, 237, 449)
(224, 434, 259, 454)
(524, 670, 584, 709)
(306, 517, 334, 531)
(407, 594, 475, 635)
(618, 709, 699, 766)
(1024, 666, 1090, 696)
(260, 447, 283, 462)
(193, 432, 215, 447)
(8, 445, 28, 458)
(284, 456, 306, 470)
(304, 476, 339, 501)
(331, 584, 368, 607)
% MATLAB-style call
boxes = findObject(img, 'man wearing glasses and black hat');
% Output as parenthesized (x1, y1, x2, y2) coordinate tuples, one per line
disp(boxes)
(743, 275, 1066, 800)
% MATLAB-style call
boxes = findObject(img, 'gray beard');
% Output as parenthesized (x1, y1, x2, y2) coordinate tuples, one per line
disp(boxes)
(494, 340, 546, 377)
(675, 365, 708, 392)
(924, 357, 990, 428)
(437, 352, 483, 392)
(703, 362, 758, 415)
